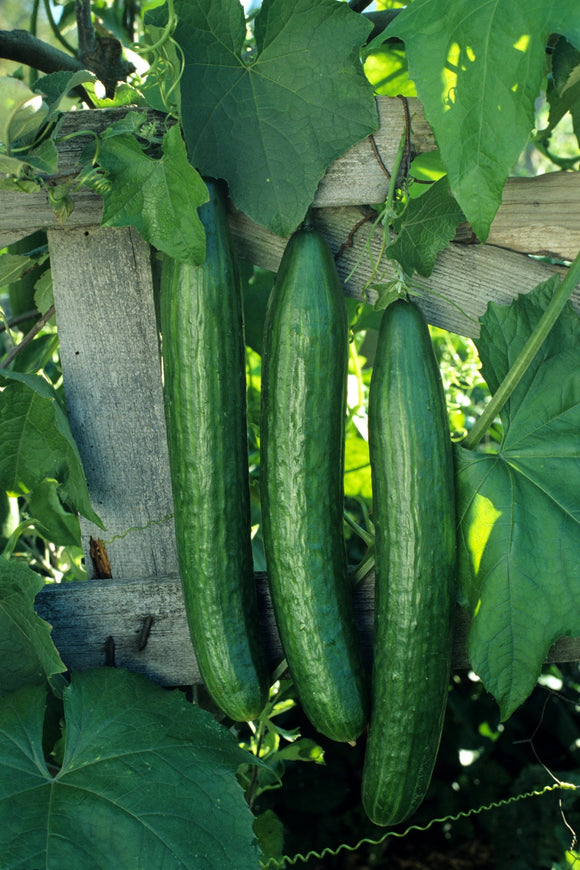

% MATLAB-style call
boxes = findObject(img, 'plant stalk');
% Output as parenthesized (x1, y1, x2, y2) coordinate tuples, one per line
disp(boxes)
(0, 304, 55, 369)
(462, 249, 580, 450)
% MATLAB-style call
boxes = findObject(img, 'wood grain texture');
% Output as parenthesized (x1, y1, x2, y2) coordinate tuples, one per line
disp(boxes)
(229, 206, 580, 338)
(47, 224, 179, 580)
(0, 228, 45, 249)
(1, 99, 580, 261)
(487, 171, 580, 261)
(34, 574, 580, 685)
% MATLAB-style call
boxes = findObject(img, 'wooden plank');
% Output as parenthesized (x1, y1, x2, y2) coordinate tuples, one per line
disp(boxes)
(229, 206, 580, 339)
(0, 228, 45, 249)
(313, 96, 437, 206)
(0, 187, 102, 237)
(34, 574, 580, 685)
(9, 202, 578, 345)
(487, 171, 580, 262)
(1, 99, 580, 261)
(47, 225, 179, 580)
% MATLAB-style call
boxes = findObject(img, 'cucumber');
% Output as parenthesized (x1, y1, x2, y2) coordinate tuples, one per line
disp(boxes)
(160, 180, 268, 722)
(361, 298, 456, 826)
(260, 225, 369, 743)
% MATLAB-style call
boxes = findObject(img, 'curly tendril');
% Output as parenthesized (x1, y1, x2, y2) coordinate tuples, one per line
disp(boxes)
(259, 782, 578, 869)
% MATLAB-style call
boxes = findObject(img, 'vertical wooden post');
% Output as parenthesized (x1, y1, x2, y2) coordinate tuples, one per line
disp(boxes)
(47, 225, 178, 581)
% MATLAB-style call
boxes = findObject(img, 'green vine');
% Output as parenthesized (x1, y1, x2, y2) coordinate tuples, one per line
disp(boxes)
(42, 0, 77, 55)
(260, 782, 579, 869)
(99, 513, 175, 544)
(344, 131, 408, 299)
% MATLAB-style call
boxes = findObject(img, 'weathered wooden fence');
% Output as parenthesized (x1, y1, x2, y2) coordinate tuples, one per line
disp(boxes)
(2, 96, 579, 685)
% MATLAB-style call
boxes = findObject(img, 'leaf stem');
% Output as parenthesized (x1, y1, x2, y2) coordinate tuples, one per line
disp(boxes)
(44, 0, 77, 56)
(344, 131, 407, 292)
(462, 250, 580, 450)
(1, 519, 38, 560)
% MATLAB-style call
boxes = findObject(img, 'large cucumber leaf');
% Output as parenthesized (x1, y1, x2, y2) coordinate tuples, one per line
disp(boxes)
(387, 0, 580, 241)
(0, 669, 260, 869)
(151, 0, 377, 236)
(456, 277, 580, 720)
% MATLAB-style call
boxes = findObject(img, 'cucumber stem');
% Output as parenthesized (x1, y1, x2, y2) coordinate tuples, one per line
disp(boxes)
(384, 130, 406, 219)
(135, 0, 177, 55)
(1, 519, 38, 560)
(462, 249, 580, 451)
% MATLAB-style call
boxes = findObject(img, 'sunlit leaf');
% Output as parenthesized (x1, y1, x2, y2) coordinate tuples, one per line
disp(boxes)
(456, 277, 580, 719)
(387, 0, 580, 240)
(363, 45, 417, 97)
(0, 78, 48, 148)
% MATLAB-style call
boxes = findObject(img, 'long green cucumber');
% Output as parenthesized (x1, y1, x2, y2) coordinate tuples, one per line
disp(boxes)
(160, 180, 268, 722)
(260, 225, 369, 743)
(362, 298, 456, 826)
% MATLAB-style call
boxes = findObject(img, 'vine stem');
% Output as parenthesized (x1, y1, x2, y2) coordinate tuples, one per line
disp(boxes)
(0, 304, 55, 369)
(344, 130, 407, 290)
(384, 130, 406, 219)
(259, 782, 577, 869)
(462, 249, 580, 451)
(134, 0, 177, 56)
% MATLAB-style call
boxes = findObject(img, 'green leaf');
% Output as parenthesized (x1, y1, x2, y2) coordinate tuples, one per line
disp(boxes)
(28, 479, 82, 548)
(5, 334, 59, 376)
(0, 373, 103, 528)
(363, 43, 417, 97)
(0, 153, 36, 178)
(385, 177, 464, 276)
(408, 150, 447, 188)
(546, 36, 580, 149)
(242, 263, 275, 355)
(23, 137, 58, 175)
(344, 434, 372, 501)
(34, 70, 97, 120)
(0, 669, 261, 870)
(0, 170, 40, 193)
(157, 0, 377, 236)
(271, 737, 325, 764)
(253, 810, 285, 863)
(0, 77, 48, 149)
(86, 81, 149, 109)
(387, 0, 580, 240)
(34, 268, 54, 316)
(456, 277, 580, 719)
(93, 123, 208, 263)
(0, 252, 32, 286)
(0, 556, 66, 695)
